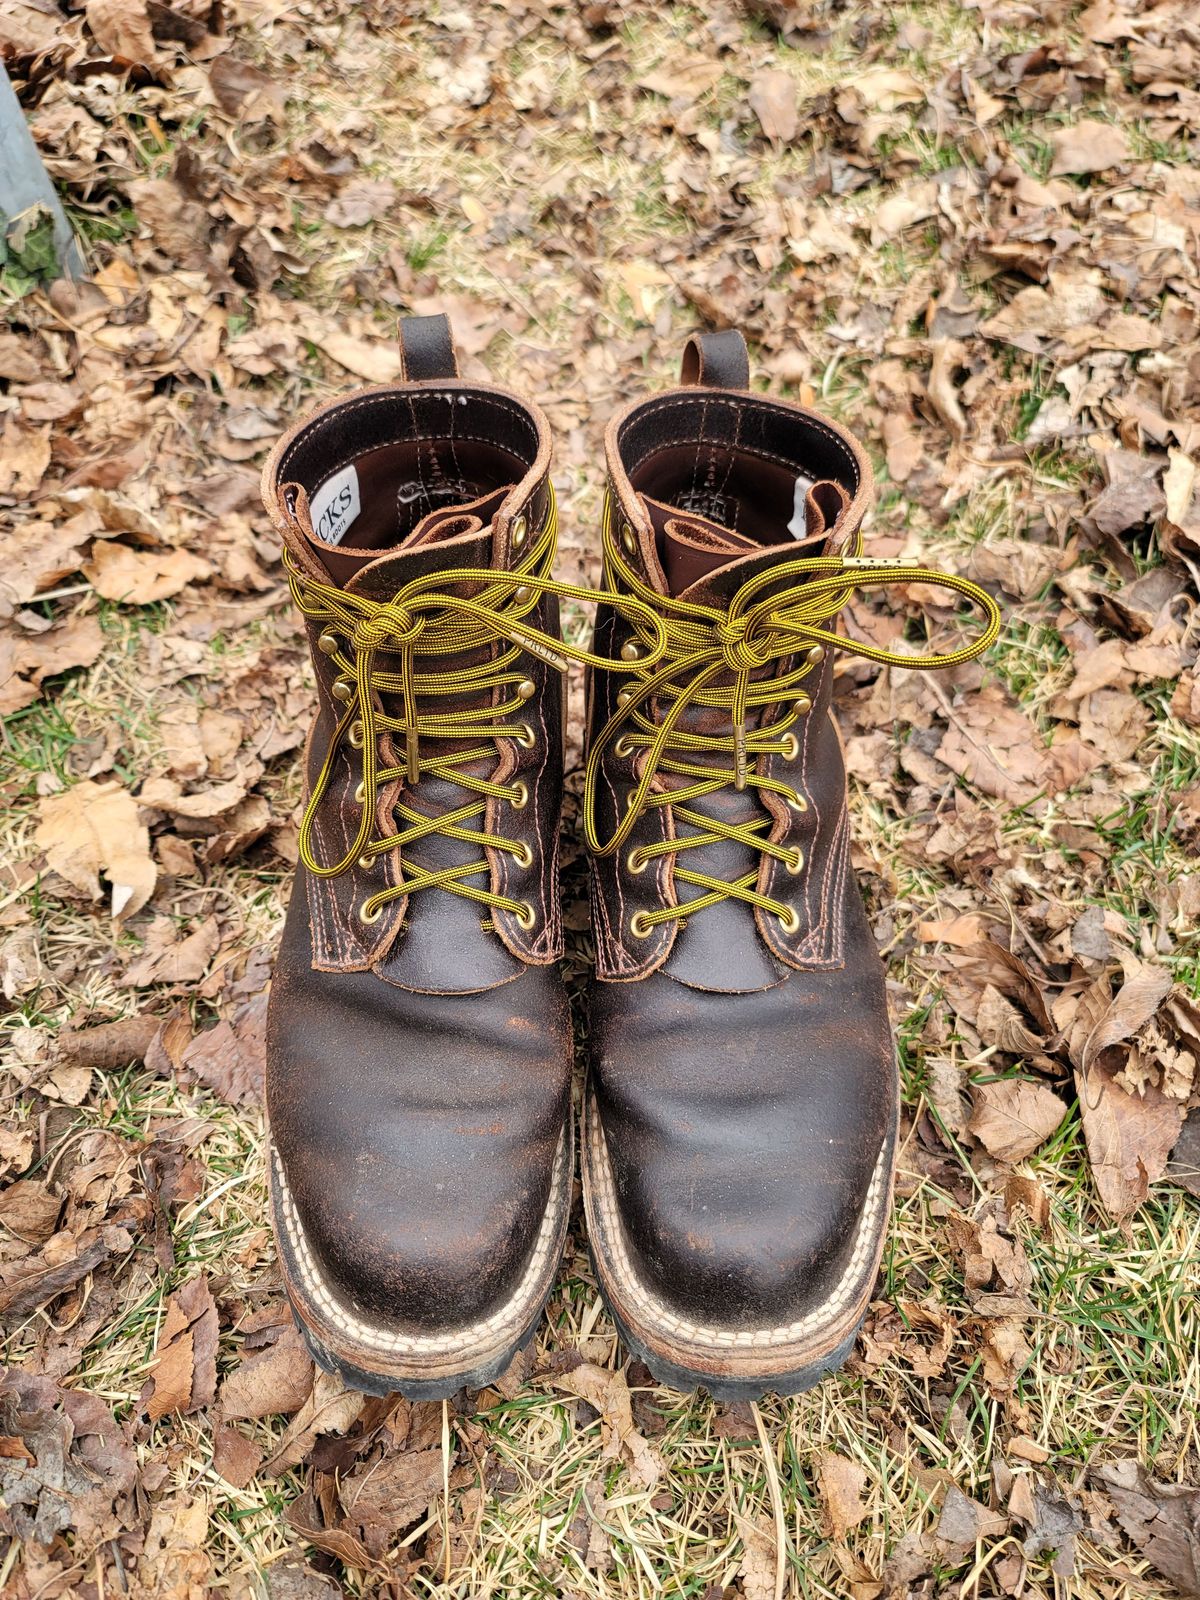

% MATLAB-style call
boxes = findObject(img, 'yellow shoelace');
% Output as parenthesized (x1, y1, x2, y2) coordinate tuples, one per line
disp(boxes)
(581, 491, 1002, 936)
(288, 485, 668, 927)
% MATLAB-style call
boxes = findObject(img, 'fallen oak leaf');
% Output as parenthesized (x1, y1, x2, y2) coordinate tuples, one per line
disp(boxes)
(83, 541, 211, 605)
(1097, 1459, 1200, 1596)
(34, 779, 156, 918)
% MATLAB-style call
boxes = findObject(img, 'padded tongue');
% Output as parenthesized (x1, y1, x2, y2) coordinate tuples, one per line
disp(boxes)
(301, 480, 514, 587)
(645, 479, 851, 599)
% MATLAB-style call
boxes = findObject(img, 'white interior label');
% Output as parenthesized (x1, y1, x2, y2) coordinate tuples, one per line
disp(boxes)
(310, 465, 360, 546)
(787, 473, 813, 540)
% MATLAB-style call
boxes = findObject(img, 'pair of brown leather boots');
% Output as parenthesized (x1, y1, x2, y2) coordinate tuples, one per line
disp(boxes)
(260, 314, 997, 1401)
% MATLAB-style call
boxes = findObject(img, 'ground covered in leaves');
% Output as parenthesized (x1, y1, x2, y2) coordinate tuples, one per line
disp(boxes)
(1, 0, 1199, 1595)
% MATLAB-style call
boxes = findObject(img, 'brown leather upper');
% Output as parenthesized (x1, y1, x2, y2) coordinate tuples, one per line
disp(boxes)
(260, 321, 572, 1335)
(584, 331, 895, 1328)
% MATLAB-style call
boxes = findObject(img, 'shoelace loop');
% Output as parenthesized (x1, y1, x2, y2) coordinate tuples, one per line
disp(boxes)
(582, 490, 1002, 935)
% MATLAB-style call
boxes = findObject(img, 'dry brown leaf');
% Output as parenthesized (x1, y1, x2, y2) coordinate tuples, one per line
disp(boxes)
(1048, 119, 1131, 176)
(307, 328, 402, 384)
(35, 779, 156, 918)
(144, 1277, 218, 1421)
(732, 1509, 778, 1600)
(262, 1369, 365, 1476)
(969, 1079, 1068, 1163)
(0, 615, 105, 717)
(1077, 1060, 1183, 1220)
(819, 1450, 870, 1539)
(218, 1318, 314, 1422)
(552, 1362, 664, 1489)
(84, 541, 211, 605)
(85, 0, 160, 65)
(748, 68, 798, 143)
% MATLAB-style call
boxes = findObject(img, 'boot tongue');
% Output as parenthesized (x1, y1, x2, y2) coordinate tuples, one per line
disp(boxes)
(644, 480, 851, 601)
(643, 479, 850, 997)
(300, 483, 513, 589)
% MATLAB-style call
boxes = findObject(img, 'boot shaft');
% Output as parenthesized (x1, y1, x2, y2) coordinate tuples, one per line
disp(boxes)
(259, 315, 564, 985)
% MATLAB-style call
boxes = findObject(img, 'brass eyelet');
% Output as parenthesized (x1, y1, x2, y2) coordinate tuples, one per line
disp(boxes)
(510, 780, 529, 810)
(514, 722, 535, 749)
(354, 780, 368, 805)
(806, 644, 825, 666)
(359, 900, 382, 925)
(776, 906, 800, 934)
(317, 629, 339, 656)
(332, 679, 353, 704)
(786, 790, 808, 814)
(614, 735, 634, 759)
(516, 678, 536, 701)
(629, 911, 653, 939)
(510, 841, 533, 869)
(514, 583, 532, 604)
(617, 688, 635, 707)
(621, 520, 636, 555)
(358, 854, 374, 870)
(793, 692, 812, 715)
(785, 847, 805, 875)
(515, 900, 536, 930)
(626, 847, 647, 876)
(348, 719, 365, 749)
(511, 514, 528, 550)
(620, 639, 640, 662)
(779, 732, 799, 761)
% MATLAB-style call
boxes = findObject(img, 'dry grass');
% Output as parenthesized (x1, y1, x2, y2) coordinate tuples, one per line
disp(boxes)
(3, 0, 1199, 1595)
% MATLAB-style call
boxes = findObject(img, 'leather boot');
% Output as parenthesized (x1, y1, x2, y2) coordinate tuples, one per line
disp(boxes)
(260, 314, 576, 1396)
(580, 330, 999, 1398)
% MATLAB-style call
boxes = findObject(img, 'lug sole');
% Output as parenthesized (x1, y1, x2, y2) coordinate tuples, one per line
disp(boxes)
(581, 1089, 895, 1402)
(269, 1123, 572, 1399)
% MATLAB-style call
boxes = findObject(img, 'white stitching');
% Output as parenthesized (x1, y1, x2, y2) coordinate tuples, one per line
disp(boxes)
(271, 1129, 569, 1356)
(583, 1094, 889, 1350)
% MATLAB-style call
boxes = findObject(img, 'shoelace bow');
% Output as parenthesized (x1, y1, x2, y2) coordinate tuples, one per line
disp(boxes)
(287, 484, 669, 928)
(580, 491, 1002, 936)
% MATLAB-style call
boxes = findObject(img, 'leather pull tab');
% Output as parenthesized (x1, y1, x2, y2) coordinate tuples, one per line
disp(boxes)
(680, 329, 750, 390)
(397, 313, 459, 381)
